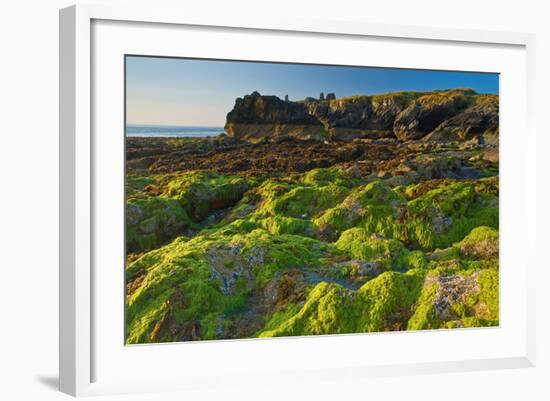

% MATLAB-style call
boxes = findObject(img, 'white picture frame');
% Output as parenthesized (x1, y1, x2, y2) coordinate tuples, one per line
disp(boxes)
(59, 4, 536, 397)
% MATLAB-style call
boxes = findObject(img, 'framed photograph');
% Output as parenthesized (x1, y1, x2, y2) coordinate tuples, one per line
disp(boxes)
(59, 4, 536, 396)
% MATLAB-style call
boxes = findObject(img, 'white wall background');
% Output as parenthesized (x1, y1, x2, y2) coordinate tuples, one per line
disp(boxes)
(0, 0, 547, 400)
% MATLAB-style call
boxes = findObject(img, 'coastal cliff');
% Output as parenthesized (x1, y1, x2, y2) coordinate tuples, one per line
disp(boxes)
(225, 89, 498, 143)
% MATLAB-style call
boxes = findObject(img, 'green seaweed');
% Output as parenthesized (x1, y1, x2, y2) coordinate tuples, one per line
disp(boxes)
(126, 228, 328, 342)
(334, 227, 426, 271)
(126, 171, 255, 252)
(125, 156, 499, 342)
(314, 179, 498, 250)
(258, 271, 424, 337)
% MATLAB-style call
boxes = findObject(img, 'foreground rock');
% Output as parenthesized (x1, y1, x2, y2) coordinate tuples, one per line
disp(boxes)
(126, 159, 499, 342)
(126, 135, 496, 180)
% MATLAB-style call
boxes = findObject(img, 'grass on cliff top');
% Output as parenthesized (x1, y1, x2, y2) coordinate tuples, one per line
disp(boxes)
(296, 88, 479, 106)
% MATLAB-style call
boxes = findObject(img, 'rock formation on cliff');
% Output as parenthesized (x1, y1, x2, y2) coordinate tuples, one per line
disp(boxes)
(225, 89, 498, 143)
(422, 94, 499, 145)
(224, 91, 327, 142)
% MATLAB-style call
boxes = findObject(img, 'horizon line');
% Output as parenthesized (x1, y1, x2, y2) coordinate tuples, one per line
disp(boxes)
(126, 123, 225, 127)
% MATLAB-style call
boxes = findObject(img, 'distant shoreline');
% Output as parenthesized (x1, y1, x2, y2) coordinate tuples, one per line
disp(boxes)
(126, 124, 225, 138)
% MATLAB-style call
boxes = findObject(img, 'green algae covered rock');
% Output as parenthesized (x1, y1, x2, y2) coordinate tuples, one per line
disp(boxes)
(126, 171, 255, 253)
(234, 229, 328, 287)
(257, 258, 499, 337)
(125, 159, 499, 342)
(457, 226, 499, 259)
(126, 228, 329, 343)
(258, 216, 315, 236)
(404, 180, 498, 249)
(216, 171, 355, 239)
(301, 167, 358, 188)
(162, 171, 253, 219)
(262, 184, 349, 219)
(314, 178, 498, 250)
(126, 197, 194, 253)
(334, 228, 426, 271)
(258, 271, 424, 337)
(313, 180, 404, 239)
(253, 176, 350, 219)
(407, 267, 499, 330)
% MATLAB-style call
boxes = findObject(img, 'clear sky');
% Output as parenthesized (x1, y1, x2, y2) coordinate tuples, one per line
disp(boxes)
(126, 56, 499, 127)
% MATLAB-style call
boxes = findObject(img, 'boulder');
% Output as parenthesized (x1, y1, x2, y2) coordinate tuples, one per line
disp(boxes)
(458, 226, 499, 259)
(482, 146, 499, 162)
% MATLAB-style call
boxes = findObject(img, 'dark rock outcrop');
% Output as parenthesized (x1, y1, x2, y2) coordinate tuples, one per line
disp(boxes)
(225, 91, 326, 142)
(225, 89, 498, 143)
(393, 89, 472, 141)
(423, 94, 499, 144)
(306, 92, 422, 141)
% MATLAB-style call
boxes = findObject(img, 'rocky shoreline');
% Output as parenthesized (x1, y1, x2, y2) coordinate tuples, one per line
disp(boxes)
(127, 134, 497, 179)
(125, 89, 499, 344)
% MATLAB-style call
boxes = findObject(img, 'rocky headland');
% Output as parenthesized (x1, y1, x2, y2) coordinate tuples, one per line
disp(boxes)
(225, 88, 498, 143)
(125, 88, 499, 343)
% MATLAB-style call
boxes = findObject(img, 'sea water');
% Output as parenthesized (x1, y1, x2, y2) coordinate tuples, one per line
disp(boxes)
(126, 124, 225, 138)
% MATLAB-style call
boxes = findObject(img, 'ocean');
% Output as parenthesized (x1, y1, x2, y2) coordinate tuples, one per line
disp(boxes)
(126, 125, 225, 138)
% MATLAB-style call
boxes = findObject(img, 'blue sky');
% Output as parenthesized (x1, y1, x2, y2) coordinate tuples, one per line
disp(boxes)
(126, 56, 499, 126)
